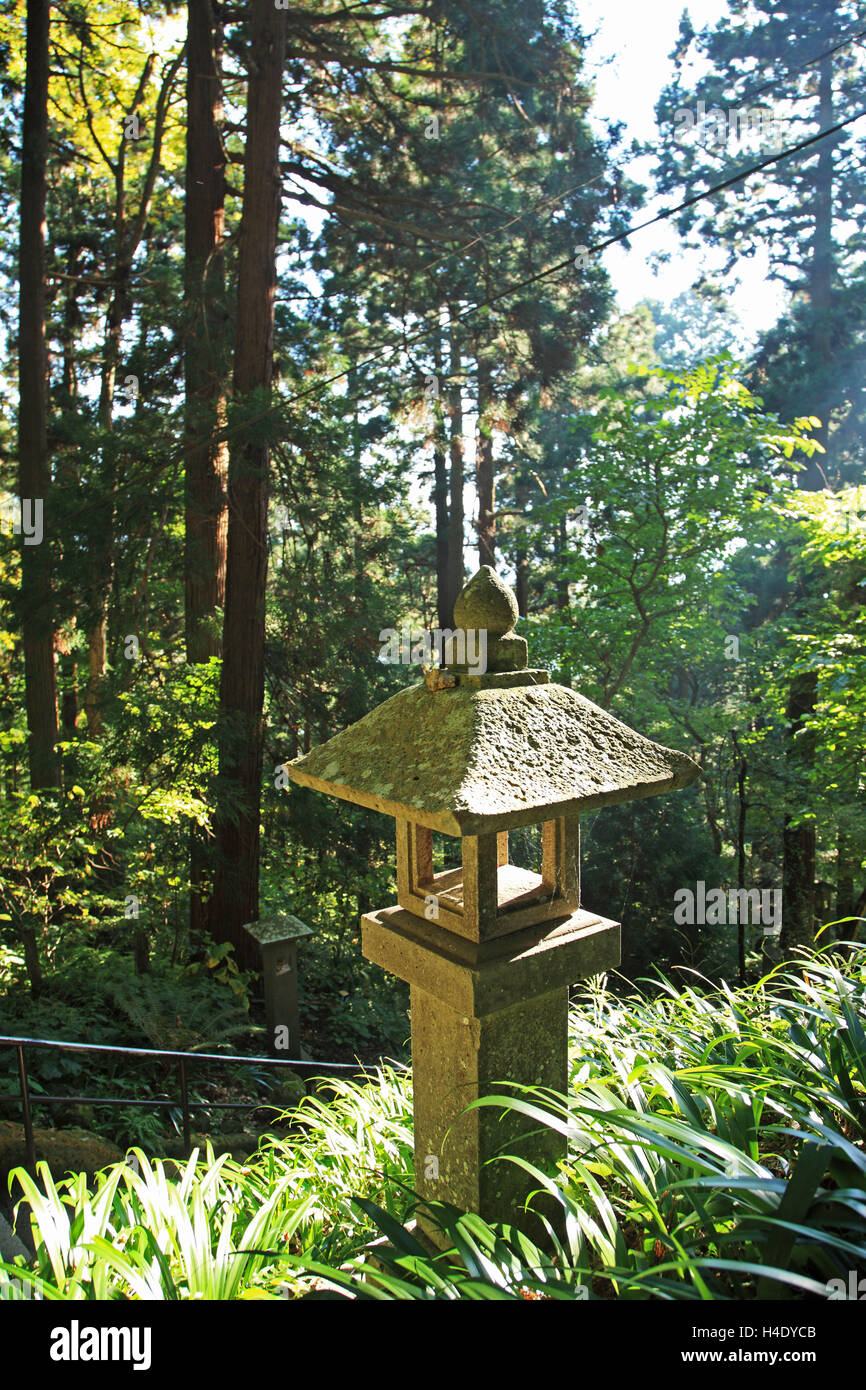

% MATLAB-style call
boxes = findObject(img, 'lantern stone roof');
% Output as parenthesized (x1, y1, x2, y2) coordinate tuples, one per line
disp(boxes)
(243, 914, 313, 946)
(288, 569, 700, 835)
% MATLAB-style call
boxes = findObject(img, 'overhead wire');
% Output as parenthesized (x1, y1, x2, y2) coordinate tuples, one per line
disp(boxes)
(285, 103, 866, 408)
(281, 17, 866, 315)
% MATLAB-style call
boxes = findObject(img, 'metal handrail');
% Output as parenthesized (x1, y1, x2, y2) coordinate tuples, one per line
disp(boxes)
(0, 1034, 361, 1068)
(0, 1034, 374, 1170)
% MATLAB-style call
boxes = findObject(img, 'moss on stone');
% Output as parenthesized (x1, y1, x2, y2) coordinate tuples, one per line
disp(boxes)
(0, 1121, 123, 1188)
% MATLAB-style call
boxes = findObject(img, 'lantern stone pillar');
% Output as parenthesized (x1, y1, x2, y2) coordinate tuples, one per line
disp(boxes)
(289, 566, 700, 1244)
(409, 984, 568, 1237)
(362, 901, 619, 1243)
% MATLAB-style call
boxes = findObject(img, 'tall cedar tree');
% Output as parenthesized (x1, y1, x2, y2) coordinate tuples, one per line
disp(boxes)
(184, 0, 227, 664)
(184, 0, 228, 942)
(84, 46, 184, 735)
(208, 3, 287, 969)
(19, 0, 60, 790)
(308, 1, 625, 619)
(655, 0, 866, 480)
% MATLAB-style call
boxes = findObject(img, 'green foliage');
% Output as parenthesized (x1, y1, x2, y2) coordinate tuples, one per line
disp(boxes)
(3, 947, 863, 1300)
(530, 358, 819, 704)
(1, 1065, 414, 1300)
(0, 945, 254, 1148)
(0, 0, 864, 1306)
(303, 943, 866, 1300)
(511, 359, 860, 979)
(0, 787, 101, 938)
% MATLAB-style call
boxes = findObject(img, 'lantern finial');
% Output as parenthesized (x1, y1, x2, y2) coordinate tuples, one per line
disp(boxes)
(453, 565, 519, 636)
(448, 566, 528, 673)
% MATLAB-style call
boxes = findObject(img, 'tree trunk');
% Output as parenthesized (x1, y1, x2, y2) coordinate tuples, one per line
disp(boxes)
(184, 0, 228, 664)
(185, 0, 229, 945)
(347, 365, 365, 585)
(732, 730, 748, 986)
(432, 326, 449, 629)
(56, 248, 81, 745)
(21, 925, 43, 1000)
(134, 926, 151, 975)
(780, 670, 817, 951)
(85, 618, 106, 736)
(514, 474, 529, 617)
(208, 2, 287, 970)
(86, 197, 130, 737)
(476, 350, 495, 569)
(806, 51, 834, 481)
(835, 827, 855, 933)
(780, 55, 834, 951)
(446, 309, 465, 619)
(555, 514, 570, 613)
(19, 0, 60, 790)
(84, 50, 177, 736)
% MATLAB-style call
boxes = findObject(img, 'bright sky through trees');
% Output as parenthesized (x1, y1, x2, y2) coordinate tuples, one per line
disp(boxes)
(580, 0, 786, 339)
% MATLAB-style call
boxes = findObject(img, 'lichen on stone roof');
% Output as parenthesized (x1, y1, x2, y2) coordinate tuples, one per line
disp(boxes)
(289, 676, 700, 835)
(243, 914, 313, 945)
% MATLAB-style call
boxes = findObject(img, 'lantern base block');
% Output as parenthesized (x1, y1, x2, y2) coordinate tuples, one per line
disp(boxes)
(361, 904, 619, 1014)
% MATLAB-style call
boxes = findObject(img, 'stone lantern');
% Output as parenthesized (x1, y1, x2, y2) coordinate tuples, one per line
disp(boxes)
(289, 568, 700, 1245)
(243, 913, 312, 1058)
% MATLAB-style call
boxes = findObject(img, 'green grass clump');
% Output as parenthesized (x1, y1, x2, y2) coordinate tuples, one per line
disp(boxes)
(2, 944, 864, 1300)
(0, 1065, 414, 1300)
